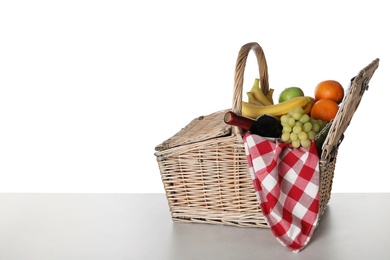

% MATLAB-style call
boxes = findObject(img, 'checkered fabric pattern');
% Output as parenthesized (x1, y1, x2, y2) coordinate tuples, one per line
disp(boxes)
(243, 133, 320, 253)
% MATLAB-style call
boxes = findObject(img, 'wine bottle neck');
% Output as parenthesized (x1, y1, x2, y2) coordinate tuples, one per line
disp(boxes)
(224, 111, 253, 131)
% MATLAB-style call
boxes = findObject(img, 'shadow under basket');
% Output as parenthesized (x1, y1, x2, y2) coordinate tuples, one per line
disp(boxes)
(154, 42, 379, 228)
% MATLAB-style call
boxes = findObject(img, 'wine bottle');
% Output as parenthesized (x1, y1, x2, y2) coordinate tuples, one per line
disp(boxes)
(224, 111, 282, 138)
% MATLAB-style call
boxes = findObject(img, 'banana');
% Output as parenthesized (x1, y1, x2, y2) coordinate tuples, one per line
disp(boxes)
(265, 88, 274, 104)
(302, 99, 314, 114)
(247, 92, 264, 106)
(250, 78, 273, 106)
(242, 96, 311, 119)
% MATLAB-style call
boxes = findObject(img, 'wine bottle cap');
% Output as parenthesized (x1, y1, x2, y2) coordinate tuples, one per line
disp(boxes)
(224, 111, 234, 124)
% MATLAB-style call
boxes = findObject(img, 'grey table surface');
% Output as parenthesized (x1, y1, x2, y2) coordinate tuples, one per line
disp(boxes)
(0, 193, 389, 260)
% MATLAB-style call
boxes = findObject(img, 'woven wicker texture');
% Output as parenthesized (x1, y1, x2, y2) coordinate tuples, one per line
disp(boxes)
(155, 110, 231, 152)
(156, 133, 266, 227)
(318, 58, 379, 214)
(155, 42, 379, 228)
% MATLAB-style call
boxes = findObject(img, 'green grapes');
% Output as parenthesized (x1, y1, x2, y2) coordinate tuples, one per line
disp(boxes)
(302, 122, 312, 132)
(279, 108, 326, 149)
(293, 125, 302, 134)
(281, 132, 290, 142)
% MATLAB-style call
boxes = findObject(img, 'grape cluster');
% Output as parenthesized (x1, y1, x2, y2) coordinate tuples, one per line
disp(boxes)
(280, 107, 326, 149)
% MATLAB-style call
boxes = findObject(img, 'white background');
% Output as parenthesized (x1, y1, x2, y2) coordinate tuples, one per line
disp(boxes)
(0, 1, 388, 193)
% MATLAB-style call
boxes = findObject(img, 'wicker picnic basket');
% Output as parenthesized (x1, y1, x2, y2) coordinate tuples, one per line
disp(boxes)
(154, 42, 379, 228)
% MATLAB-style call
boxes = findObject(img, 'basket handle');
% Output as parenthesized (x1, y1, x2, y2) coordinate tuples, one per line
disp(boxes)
(231, 42, 269, 134)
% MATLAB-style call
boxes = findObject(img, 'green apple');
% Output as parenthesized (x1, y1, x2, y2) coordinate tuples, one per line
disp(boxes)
(278, 87, 305, 103)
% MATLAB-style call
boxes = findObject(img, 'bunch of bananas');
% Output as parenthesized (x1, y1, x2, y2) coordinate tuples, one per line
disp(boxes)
(242, 78, 313, 119)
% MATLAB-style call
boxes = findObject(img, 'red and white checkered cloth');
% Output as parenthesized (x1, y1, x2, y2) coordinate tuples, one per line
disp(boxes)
(243, 133, 320, 253)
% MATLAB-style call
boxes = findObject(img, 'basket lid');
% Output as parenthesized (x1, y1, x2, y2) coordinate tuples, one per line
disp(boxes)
(154, 109, 232, 151)
(321, 58, 379, 160)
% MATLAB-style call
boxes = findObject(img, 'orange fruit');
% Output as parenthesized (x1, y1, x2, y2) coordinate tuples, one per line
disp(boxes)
(314, 80, 344, 104)
(310, 99, 339, 122)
